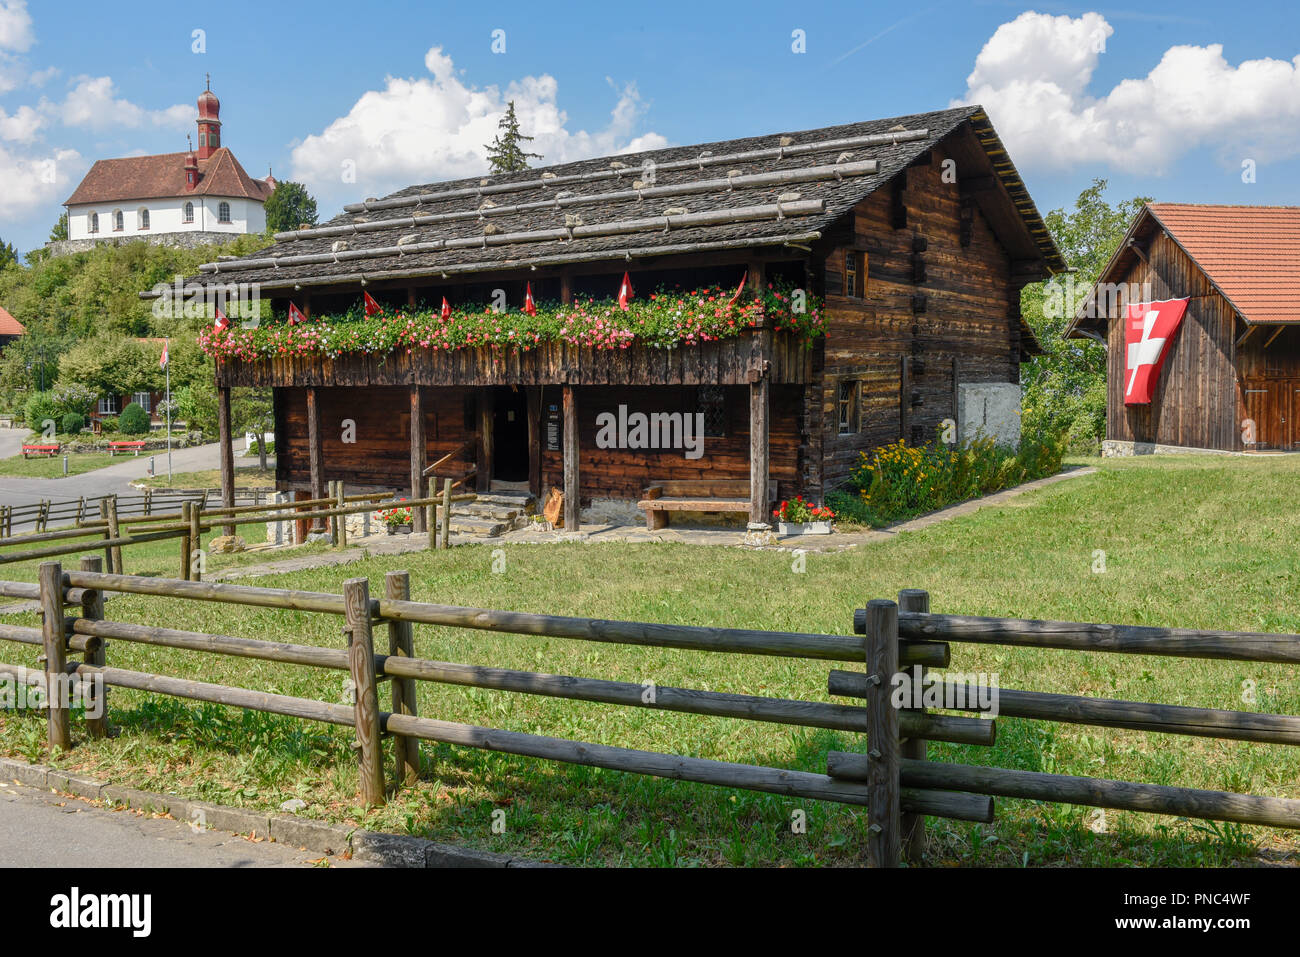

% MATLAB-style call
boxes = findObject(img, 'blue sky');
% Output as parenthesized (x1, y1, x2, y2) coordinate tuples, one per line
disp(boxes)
(2, 0, 1299, 254)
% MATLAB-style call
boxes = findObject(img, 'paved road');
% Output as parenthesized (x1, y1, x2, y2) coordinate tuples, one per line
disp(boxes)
(0, 780, 363, 867)
(0, 431, 270, 532)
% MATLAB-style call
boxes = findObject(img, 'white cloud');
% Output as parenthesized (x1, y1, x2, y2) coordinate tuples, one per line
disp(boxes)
(955, 11, 1300, 173)
(290, 46, 668, 207)
(56, 75, 192, 131)
(0, 102, 42, 142)
(0, 144, 81, 220)
(0, 0, 33, 53)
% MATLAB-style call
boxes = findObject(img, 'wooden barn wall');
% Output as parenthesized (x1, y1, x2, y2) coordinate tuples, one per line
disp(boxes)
(1103, 231, 1239, 451)
(276, 386, 474, 491)
(275, 383, 802, 500)
(816, 145, 1019, 491)
(538, 384, 803, 503)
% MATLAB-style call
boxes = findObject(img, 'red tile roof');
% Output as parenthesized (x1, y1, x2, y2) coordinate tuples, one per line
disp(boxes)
(1148, 204, 1300, 325)
(0, 306, 24, 336)
(64, 147, 274, 206)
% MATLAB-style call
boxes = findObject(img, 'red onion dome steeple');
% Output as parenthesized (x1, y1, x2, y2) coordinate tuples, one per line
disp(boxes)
(196, 74, 222, 159)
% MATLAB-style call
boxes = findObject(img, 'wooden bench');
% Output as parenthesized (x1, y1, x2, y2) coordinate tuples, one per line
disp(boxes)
(108, 440, 148, 456)
(21, 444, 59, 459)
(638, 479, 778, 530)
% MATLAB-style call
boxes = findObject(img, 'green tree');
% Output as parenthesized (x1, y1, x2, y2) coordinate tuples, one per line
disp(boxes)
(48, 213, 69, 242)
(0, 236, 17, 270)
(1020, 179, 1152, 452)
(56, 337, 162, 398)
(485, 101, 542, 173)
(263, 181, 318, 233)
(119, 401, 150, 435)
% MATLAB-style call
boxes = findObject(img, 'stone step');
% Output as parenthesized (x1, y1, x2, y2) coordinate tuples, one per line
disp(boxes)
(471, 492, 537, 510)
(441, 516, 510, 538)
(461, 506, 521, 522)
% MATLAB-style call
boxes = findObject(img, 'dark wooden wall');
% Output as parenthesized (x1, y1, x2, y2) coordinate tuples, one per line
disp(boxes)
(538, 384, 803, 503)
(812, 143, 1022, 491)
(1103, 231, 1240, 451)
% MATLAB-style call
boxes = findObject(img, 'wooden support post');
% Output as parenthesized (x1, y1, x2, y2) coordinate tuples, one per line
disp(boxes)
(307, 386, 325, 532)
(476, 390, 494, 494)
(189, 503, 203, 581)
(105, 496, 123, 576)
(179, 502, 192, 581)
(98, 499, 113, 573)
(217, 384, 236, 536)
(80, 555, 107, 738)
(410, 386, 427, 533)
(343, 577, 385, 807)
(385, 570, 420, 785)
(749, 376, 769, 524)
(898, 588, 930, 864)
(562, 385, 579, 531)
(326, 480, 337, 542)
(336, 481, 347, 548)
(864, 598, 901, 867)
(39, 561, 71, 751)
(441, 478, 452, 550)
(427, 479, 438, 550)
(526, 386, 542, 498)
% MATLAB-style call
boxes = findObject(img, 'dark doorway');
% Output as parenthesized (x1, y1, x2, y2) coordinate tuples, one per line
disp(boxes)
(492, 387, 529, 481)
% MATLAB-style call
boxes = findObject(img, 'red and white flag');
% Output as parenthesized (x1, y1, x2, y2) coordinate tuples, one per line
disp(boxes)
(159, 340, 169, 369)
(523, 282, 537, 316)
(1123, 298, 1189, 405)
(288, 302, 307, 325)
(618, 271, 634, 311)
(728, 271, 748, 305)
(213, 308, 230, 331)
(440, 296, 452, 320)
(363, 291, 383, 317)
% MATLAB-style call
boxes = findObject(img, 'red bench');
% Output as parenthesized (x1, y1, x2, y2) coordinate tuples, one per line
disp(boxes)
(108, 440, 148, 456)
(21, 444, 59, 459)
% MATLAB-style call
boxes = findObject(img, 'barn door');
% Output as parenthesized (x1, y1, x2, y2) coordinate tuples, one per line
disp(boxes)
(1243, 380, 1291, 450)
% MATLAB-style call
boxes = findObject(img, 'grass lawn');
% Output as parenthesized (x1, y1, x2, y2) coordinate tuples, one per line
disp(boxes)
(1, 454, 1298, 867)
(0, 451, 121, 478)
(137, 467, 275, 490)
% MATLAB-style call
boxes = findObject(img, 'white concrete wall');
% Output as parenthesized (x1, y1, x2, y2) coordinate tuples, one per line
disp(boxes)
(957, 382, 1022, 448)
(68, 196, 264, 241)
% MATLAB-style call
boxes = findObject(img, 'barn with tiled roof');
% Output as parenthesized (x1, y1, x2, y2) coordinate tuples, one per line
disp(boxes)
(1068, 203, 1300, 453)
(177, 105, 1063, 535)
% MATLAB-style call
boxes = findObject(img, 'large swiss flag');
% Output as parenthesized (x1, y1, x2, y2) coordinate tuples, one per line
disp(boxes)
(1123, 298, 1189, 405)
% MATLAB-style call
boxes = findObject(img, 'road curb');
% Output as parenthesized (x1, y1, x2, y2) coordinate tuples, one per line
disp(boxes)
(0, 756, 551, 868)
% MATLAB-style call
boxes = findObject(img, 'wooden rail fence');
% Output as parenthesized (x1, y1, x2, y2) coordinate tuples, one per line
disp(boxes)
(0, 486, 475, 580)
(2, 565, 1298, 864)
(0, 488, 281, 538)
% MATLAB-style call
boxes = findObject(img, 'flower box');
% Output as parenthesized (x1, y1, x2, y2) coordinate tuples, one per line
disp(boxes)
(385, 523, 413, 535)
(777, 520, 833, 536)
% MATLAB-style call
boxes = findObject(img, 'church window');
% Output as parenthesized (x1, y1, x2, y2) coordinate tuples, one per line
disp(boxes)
(184, 202, 194, 224)
(218, 201, 231, 223)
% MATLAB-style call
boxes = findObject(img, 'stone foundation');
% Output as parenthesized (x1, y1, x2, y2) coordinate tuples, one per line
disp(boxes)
(1101, 439, 1248, 457)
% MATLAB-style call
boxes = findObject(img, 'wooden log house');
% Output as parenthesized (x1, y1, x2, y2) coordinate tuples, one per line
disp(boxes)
(1066, 204, 1300, 453)
(181, 106, 1064, 530)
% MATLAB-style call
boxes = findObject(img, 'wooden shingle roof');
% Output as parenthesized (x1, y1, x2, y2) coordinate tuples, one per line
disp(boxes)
(189, 105, 1064, 291)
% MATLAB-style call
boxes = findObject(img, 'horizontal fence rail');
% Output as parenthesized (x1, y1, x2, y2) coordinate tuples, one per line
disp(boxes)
(4, 565, 1299, 866)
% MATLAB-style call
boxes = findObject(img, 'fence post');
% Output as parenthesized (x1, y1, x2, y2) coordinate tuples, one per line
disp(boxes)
(38, 499, 49, 533)
(39, 561, 71, 752)
(106, 495, 123, 577)
(864, 598, 900, 867)
(898, 588, 930, 864)
(80, 555, 108, 738)
(189, 502, 203, 581)
(98, 499, 113, 573)
(343, 577, 386, 807)
(385, 570, 420, 784)
(441, 478, 452, 550)
(427, 478, 438, 550)
(75, 496, 85, 526)
(336, 481, 348, 548)
(179, 502, 192, 581)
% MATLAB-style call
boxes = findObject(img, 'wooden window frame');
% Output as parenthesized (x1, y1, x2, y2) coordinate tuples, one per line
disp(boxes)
(838, 379, 861, 435)
(841, 248, 868, 299)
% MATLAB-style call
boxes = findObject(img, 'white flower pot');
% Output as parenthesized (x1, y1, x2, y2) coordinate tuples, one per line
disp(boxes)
(777, 520, 833, 535)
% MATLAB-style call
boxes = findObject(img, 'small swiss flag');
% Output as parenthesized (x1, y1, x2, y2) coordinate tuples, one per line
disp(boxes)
(363, 291, 383, 317)
(288, 302, 307, 325)
(523, 282, 537, 316)
(213, 308, 230, 331)
(440, 296, 452, 320)
(728, 271, 749, 305)
(618, 272, 634, 311)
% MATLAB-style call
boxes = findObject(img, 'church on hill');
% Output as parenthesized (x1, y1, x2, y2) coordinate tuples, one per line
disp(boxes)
(57, 79, 275, 252)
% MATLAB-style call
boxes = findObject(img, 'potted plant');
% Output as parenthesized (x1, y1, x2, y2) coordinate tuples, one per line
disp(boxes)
(375, 502, 413, 534)
(773, 496, 835, 535)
